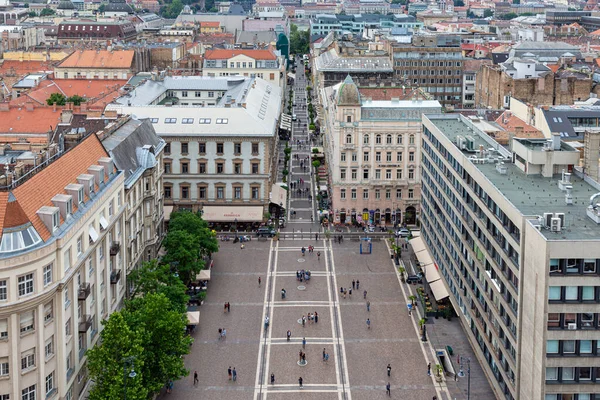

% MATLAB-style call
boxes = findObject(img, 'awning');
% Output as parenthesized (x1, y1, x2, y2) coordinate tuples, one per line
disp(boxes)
(196, 269, 211, 282)
(164, 206, 174, 221)
(429, 279, 450, 301)
(270, 184, 287, 206)
(99, 215, 109, 230)
(202, 206, 263, 222)
(287, 72, 296, 79)
(414, 247, 433, 267)
(187, 311, 200, 326)
(280, 114, 292, 131)
(409, 236, 426, 254)
(423, 263, 441, 283)
(89, 226, 99, 243)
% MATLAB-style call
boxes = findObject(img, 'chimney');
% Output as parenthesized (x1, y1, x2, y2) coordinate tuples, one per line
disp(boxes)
(25, 102, 34, 112)
(61, 109, 73, 124)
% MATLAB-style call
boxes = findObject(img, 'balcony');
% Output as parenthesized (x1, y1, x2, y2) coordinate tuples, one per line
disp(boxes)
(110, 241, 121, 256)
(78, 315, 92, 333)
(78, 283, 91, 301)
(110, 270, 121, 284)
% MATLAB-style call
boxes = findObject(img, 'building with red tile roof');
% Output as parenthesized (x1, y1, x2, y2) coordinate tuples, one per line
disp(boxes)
(492, 110, 544, 144)
(54, 50, 136, 80)
(0, 103, 62, 141)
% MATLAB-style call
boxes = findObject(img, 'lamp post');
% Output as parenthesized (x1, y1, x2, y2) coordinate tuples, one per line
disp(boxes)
(457, 356, 471, 400)
(123, 356, 137, 400)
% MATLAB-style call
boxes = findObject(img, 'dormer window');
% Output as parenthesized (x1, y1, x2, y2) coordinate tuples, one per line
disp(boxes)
(52, 212, 60, 231)
(66, 198, 72, 216)
(89, 181, 95, 195)
(78, 188, 84, 205)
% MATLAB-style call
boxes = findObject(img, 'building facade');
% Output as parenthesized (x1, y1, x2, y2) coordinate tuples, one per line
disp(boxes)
(0, 134, 127, 400)
(54, 50, 135, 80)
(56, 20, 137, 44)
(202, 49, 284, 88)
(421, 113, 600, 400)
(321, 76, 441, 226)
(108, 77, 282, 225)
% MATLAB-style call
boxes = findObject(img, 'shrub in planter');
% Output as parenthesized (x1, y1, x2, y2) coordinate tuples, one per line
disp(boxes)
(282, 169, 289, 176)
(312, 147, 319, 153)
(309, 123, 316, 131)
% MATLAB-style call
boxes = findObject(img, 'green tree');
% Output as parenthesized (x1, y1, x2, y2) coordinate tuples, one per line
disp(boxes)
(169, 211, 218, 258)
(40, 7, 55, 16)
(67, 95, 86, 106)
(483, 9, 493, 17)
(46, 93, 66, 106)
(28, 11, 36, 16)
(87, 313, 148, 400)
(162, 0, 184, 17)
(128, 260, 189, 313)
(97, 3, 105, 13)
(499, 12, 518, 19)
(290, 24, 310, 55)
(163, 230, 204, 283)
(123, 294, 192, 395)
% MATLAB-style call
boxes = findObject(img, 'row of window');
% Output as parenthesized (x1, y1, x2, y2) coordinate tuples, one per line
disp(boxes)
(346, 133, 416, 146)
(547, 339, 600, 356)
(545, 395, 598, 400)
(549, 286, 599, 302)
(177, 91, 217, 98)
(549, 258, 600, 275)
(164, 160, 261, 175)
(0, 265, 52, 302)
(340, 168, 415, 181)
(548, 312, 600, 330)
(546, 366, 600, 383)
(164, 184, 261, 201)
(345, 150, 416, 163)
(340, 188, 414, 200)
(164, 142, 260, 156)
(153, 117, 229, 125)
(395, 61, 462, 67)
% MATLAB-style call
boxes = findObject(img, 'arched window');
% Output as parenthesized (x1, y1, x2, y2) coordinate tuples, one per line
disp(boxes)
(376, 134, 382, 144)
(363, 134, 369, 145)
(397, 134, 403, 144)
(386, 134, 392, 144)
(409, 134, 415, 145)
(346, 134, 352, 144)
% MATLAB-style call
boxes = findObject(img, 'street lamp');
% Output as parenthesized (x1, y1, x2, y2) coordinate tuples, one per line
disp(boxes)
(123, 356, 137, 400)
(457, 356, 471, 400)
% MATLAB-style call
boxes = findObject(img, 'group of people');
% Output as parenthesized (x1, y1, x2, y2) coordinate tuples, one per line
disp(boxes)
(217, 328, 227, 340)
(227, 366, 237, 382)
(300, 246, 320, 260)
(296, 269, 312, 282)
(301, 311, 319, 326)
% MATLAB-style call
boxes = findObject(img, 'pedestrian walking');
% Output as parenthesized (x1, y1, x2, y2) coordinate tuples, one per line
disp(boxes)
(386, 382, 391, 396)
(367, 301, 370, 312)
(315, 233, 318, 240)
(222, 328, 227, 340)
(323, 348, 326, 361)
(302, 337, 306, 349)
(343, 289, 347, 299)
(356, 280, 360, 289)
(232, 368, 237, 382)
(352, 280, 355, 289)
(227, 302, 230, 312)
(194, 371, 198, 385)
(224, 303, 228, 313)
(349, 288, 352, 297)
(287, 330, 291, 341)
(258, 277, 261, 286)
(299, 377, 303, 388)
(387, 364, 392, 377)
(218, 328, 222, 340)
(363, 290, 367, 299)
(314, 311, 318, 323)
(317, 251, 320, 261)
(301, 247, 306, 256)
(340, 287, 343, 294)
(302, 315, 306, 327)
(228, 366, 232, 380)
(427, 363, 431, 376)
(271, 373, 275, 384)
(367, 318, 371, 329)
(325, 353, 329, 362)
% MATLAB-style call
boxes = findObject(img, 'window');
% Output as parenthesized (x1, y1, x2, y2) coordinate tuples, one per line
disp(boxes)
(0, 280, 6, 301)
(565, 286, 578, 300)
(164, 161, 171, 174)
(76, 236, 82, 256)
(65, 318, 71, 338)
(397, 135, 403, 144)
(22, 384, 35, 400)
(562, 367, 575, 381)
(386, 134, 392, 144)
(64, 248, 71, 272)
(198, 186, 207, 200)
(181, 143, 188, 154)
(351, 169, 357, 180)
(363, 152, 369, 162)
(21, 351, 35, 371)
(252, 163, 259, 174)
(198, 163, 206, 174)
(546, 367, 558, 381)
(346, 134, 352, 144)
(217, 187, 224, 199)
(181, 162, 189, 174)
(547, 313, 560, 328)
(385, 170, 392, 179)
(164, 118, 177, 124)
(64, 288, 70, 309)
(234, 143, 242, 155)
(375, 190, 380, 199)
(46, 372, 54, 395)
(0, 359, 8, 376)
(363, 134, 369, 145)
(582, 286, 595, 300)
(386, 152, 392, 162)
(352, 153, 357, 162)
(208, 91, 214, 98)
(386, 190, 391, 200)
(52, 212, 59, 230)
(45, 337, 54, 359)
(363, 169, 369, 179)
(164, 186, 172, 199)
(375, 169, 381, 179)
(548, 286, 561, 300)
(340, 189, 346, 199)
(408, 169, 415, 180)
(351, 189, 357, 199)
(396, 189, 402, 199)
(563, 340, 575, 354)
(375, 152, 381, 162)
(216, 119, 228, 124)
(341, 153, 346, 162)
(583, 259, 596, 273)
(409, 135, 415, 145)
(182, 118, 193, 124)
(216, 163, 224, 174)
(234, 162, 241, 174)
(363, 189, 369, 199)
(581, 313, 594, 327)
(18, 274, 34, 297)
(181, 186, 189, 200)
(546, 340, 558, 354)
(164, 143, 171, 154)
(376, 135, 382, 144)
(199, 118, 211, 124)
(580, 340, 592, 354)
(44, 302, 53, 323)
(251, 187, 259, 200)
(408, 189, 414, 199)
(579, 367, 592, 381)
(234, 187, 241, 199)
(181, 91, 188, 97)
(396, 169, 403, 180)
(409, 152, 415, 162)
(198, 142, 206, 154)
(252, 143, 259, 155)
(216, 143, 224, 154)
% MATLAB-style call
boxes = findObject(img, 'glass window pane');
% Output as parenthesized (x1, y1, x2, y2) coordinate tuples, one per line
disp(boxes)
(562, 367, 575, 380)
(549, 286, 561, 300)
(579, 367, 591, 381)
(580, 340, 592, 354)
(546, 367, 558, 380)
(547, 313, 560, 328)
(563, 340, 575, 353)
(582, 286, 595, 300)
(564, 313, 576, 324)
(546, 340, 559, 354)
(565, 286, 578, 300)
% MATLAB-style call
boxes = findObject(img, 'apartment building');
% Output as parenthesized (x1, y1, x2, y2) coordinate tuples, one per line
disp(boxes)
(0, 134, 127, 400)
(54, 50, 135, 80)
(387, 34, 464, 108)
(108, 77, 282, 224)
(421, 113, 600, 400)
(321, 76, 441, 225)
(202, 49, 285, 87)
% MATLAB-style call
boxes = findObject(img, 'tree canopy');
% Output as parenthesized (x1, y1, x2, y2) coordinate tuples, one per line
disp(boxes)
(40, 7, 55, 16)
(161, 0, 184, 18)
(46, 93, 87, 106)
(128, 259, 189, 313)
(290, 24, 310, 55)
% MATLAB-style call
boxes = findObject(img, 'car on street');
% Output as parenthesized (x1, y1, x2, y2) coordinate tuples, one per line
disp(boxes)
(292, 114, 297, 121)
(257, 227, 277, 238)
(406, 274, 422, 284)
(395, 228, 410, 237)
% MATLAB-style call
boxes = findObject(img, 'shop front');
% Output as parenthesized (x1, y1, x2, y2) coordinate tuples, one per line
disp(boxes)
(202, 206, 264, 232)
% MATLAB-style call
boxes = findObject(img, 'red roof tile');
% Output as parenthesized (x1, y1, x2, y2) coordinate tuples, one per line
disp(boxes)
(58, 50, 135, 69)
(0, 105, 62, 135)
(12, 133, 110, 241)
(0, 60, 54, 75)
(0, 193, 7, 237)
(10, 79, 126, 107)
(203, 49, 277, 60)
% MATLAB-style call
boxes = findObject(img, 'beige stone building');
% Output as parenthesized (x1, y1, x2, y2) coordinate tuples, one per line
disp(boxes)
(321, 76, 441, 226)
(203, 49, 285, 88)
(54, 50, 135, 80)
(422, 113, 600, 400)
(0, 134, 127, 400)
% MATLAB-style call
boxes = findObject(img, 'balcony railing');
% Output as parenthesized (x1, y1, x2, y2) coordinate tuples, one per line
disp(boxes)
(110, 241, 121, 256)
(110, 270, 121, 284)
(77, 283, 91, 301)
(78, 315, 92, 333)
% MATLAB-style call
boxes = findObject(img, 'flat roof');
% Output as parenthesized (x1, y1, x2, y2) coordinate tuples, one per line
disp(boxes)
(428, 115, 600, 241)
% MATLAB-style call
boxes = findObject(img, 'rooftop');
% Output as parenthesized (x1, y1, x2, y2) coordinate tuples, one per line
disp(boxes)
(57, 50, 135, 69)
(427, 114, 600, 240)
(203, 48, 277, 60)
(314, 48, 393, 72)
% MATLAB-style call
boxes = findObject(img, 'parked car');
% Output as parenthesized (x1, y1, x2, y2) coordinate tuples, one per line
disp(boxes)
(395, 228, 410, 237)
(257, 227, 277, 238)
(292, 114, 297, 121)
(279, 218, 286, 228)
(406, 275, 422, 284)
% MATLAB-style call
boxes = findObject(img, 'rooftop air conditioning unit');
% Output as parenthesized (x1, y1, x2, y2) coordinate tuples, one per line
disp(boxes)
(567, 323, 577, 330)
(543, 212, 553, 227)
(550, 217, 561, 232)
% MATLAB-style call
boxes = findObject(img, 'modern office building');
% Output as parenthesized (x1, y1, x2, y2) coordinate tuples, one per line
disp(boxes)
(0, 134, 127, 400)
(421, 113, 600, 400)
(108, 76, 282, 225)
(310, 13, 423, 37)
(321, 75, 441, 225)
